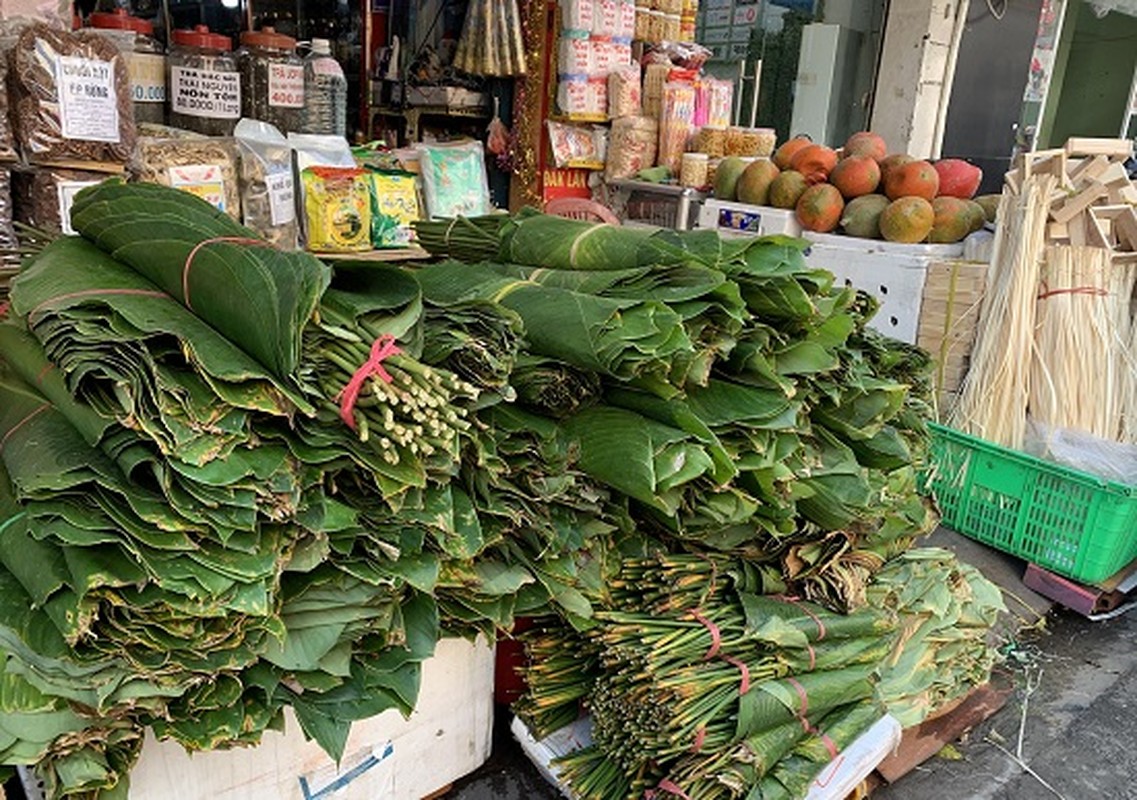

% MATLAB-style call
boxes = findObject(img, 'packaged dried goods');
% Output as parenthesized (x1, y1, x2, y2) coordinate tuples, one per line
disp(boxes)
(657, 81, 695, 175)
(605, 115, 657, 181)
(12, 166, 104, 234)
(562, 0, 595, 31)
(608, 65, 642, 118)
(547, 121, 608, 167)
(695, 125, 725, 157)
(679, 151, 708, 187)
(367, 170, 419, 248)
(415, 140, 492, 218)
(134, 132, 240, 220)
(301, 166, 371, 252)
(10, 23, 135, 163)
(235, 118, 298, 248)
(559, 30, 592, 74)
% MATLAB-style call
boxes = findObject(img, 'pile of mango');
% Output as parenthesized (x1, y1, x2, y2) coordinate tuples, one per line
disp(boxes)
(714, 131, 1000, 244)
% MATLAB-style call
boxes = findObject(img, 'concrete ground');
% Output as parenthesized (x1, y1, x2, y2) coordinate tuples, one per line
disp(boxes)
(444, 528, 1137, 800)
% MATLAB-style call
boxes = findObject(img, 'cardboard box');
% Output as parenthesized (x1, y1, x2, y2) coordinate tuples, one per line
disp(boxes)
(128, 637, 494, 800)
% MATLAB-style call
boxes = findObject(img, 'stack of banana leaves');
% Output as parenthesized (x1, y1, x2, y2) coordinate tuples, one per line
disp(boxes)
(0, 188, 960, 799)
(416, 211, 939, 611)
(514, 548, 1005, 800)
(0, 185, 509, 798)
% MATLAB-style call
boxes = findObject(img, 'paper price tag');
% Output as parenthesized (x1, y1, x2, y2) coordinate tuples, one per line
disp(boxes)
(268, 63, 305, 108)
(266, 171, 295, 226)
(56, 56, 120, 143)
(56, 180, 101, 234)
(171, 67, 241, 119)
(126, 52, 166, 104)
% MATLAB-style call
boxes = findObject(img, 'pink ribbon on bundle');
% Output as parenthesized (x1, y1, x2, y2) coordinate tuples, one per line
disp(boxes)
(336, 334, 402, 430)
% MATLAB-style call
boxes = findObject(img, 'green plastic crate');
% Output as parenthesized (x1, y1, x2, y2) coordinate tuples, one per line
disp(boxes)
(927, 422, 1137, 585)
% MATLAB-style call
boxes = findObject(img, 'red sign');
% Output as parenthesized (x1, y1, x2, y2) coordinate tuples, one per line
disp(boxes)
(542, 167, 591, 202)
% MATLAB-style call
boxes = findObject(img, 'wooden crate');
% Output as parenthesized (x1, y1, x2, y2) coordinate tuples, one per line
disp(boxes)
(915, 259, 988, 412)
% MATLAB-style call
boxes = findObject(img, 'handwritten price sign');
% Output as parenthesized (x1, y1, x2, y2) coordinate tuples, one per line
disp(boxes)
(268, 64, 305, 108)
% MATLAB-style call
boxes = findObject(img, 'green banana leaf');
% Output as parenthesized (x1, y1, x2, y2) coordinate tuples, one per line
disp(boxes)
(69, 182, 330, 380)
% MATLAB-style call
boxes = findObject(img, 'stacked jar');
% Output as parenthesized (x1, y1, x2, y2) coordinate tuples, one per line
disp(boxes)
(87, 9, 166, 125)
(238, 27, 305, 133)
(167, 25, 240, 136)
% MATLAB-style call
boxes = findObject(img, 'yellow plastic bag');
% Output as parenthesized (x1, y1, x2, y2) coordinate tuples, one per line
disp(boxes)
(302, 166, 371, 252)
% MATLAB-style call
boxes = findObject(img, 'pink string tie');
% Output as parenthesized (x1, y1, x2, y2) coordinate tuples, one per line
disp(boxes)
(336, 334, 402, 430)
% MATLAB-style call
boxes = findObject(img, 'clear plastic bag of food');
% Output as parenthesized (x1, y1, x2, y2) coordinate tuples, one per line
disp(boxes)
(605, 115, 657, 181)
(301, 166, 371, 252)
(608, 64, 641, 119)
(415, 140, 492, 218)
(0, 169, 15, 248)
(547, 120, 608, 168)
(235, 118, 298, 249)
(12, 166, 105, 234)
(10, 23, 136, 163)
(0, 45, 15, 159)
(134, 133, 241, 220)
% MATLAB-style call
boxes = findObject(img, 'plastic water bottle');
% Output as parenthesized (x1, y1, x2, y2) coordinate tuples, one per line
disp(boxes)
(302, 38, 347, 137)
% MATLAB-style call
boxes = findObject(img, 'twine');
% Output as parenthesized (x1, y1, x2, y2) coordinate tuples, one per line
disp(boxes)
(645, 778, 691, 800)
(335, 334, 402, 430)
(1037, 283, 1109, 300)
(181, 236, 277, 311)
(0, 403, 50, 453)
(688, 608, 721, 660)
(26, 288, 170, 324)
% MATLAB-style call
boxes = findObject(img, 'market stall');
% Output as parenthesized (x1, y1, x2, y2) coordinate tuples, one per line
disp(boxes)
(0, 2, 1090, 800)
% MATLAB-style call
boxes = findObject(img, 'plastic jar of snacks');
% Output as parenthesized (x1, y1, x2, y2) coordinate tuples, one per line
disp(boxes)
(167, 25, 240, 136)
(753, 127, 777, 157)
(724, 126, 747, 156)
(237, 27, 304, 133)
(634, 7, 650, 40)
(706, 157, 721, 187)
(87, 9, 166, 125)
(695, 125, 725, 157)
(679, 13, 696, 42)
(679, 152, 708, 188)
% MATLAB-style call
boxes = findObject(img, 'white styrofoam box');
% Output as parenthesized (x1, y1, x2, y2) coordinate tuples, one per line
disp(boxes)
(801, 231, 965, 259)
(800, 234, 965, 345)
(511, 715, 592, 799)
(697, 199, 803, 238)
(803, 714, 902, 799)
(129, 637, 494, 800)
(513, 712, 901, 800)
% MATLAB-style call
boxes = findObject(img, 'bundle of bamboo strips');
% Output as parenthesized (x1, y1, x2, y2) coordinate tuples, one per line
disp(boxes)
(952, 173, 1058, 449)
(1029, 246, 1134, 442)
(1122, 283, 1137, 445)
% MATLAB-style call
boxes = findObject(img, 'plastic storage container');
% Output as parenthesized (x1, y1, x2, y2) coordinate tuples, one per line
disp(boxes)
(928, 422, 1137, 584)
(238, 26, 304, 133)
(167, 25, 240, 136)
(87, 8, 166, 125)
(300, 38, 347, 137)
